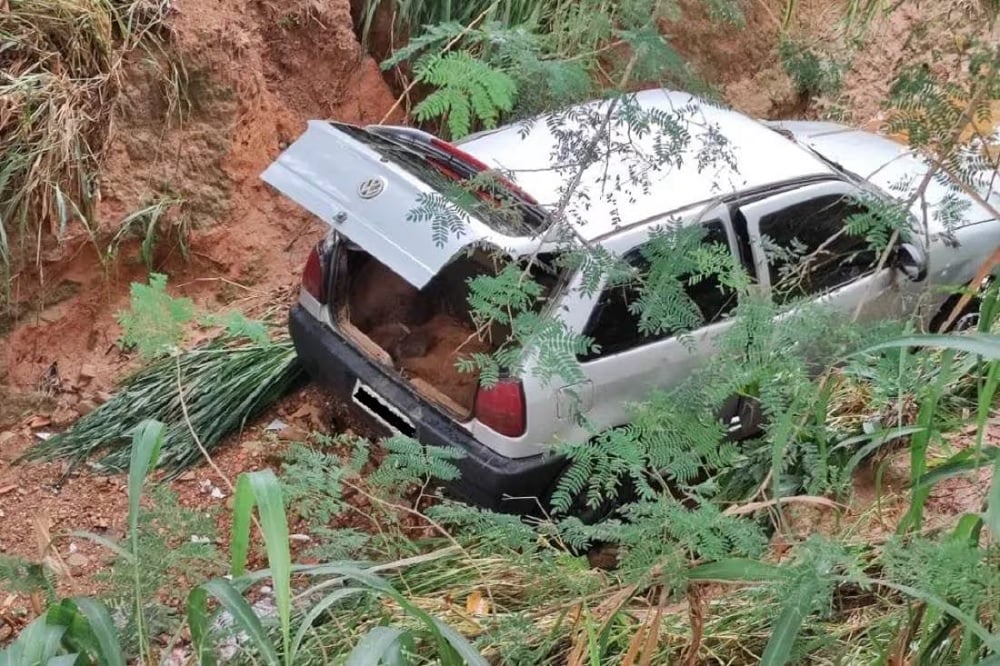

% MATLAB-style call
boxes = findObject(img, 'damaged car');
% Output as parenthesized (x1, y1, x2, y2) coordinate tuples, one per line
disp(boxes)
(263, 88, 1000, 512)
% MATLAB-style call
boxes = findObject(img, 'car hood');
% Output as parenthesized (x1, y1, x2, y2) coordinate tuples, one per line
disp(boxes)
(769, 120, 999, 234)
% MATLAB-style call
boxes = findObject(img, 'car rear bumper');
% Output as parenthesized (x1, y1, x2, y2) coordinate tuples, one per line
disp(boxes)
(289, 305, 564, 513)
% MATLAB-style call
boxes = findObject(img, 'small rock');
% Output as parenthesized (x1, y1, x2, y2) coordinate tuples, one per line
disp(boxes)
(76, 400, 99, 417)
(78, 364, 99, 381)
(51, 406, 78, 427)
(210, 487, 225, 500)
(94, 517, 109, 529)
(177, 471, 197, 482)
(67, 553, 90, 568)
(26, 415, 51, 429)
(276, 426, 307, 442)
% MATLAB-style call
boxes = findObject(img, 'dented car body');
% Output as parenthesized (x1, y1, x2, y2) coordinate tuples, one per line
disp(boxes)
(264, 88, 1000, 512)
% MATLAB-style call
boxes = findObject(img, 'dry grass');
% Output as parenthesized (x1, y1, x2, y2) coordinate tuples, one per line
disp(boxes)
(0, 0, 174, 303)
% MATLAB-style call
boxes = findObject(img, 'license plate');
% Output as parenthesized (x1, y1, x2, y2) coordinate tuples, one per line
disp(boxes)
(352, 380, 415, 437)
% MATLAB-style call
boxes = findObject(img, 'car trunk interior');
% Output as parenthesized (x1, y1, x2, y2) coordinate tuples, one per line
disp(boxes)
(331, 244, 559, 420)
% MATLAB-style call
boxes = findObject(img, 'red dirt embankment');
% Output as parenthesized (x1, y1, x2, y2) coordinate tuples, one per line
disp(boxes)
(0, 0, 396, 628)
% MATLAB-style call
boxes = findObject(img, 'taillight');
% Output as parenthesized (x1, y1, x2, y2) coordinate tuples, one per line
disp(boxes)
(474, 379, 526, 437)
(301, 243, 327, 303)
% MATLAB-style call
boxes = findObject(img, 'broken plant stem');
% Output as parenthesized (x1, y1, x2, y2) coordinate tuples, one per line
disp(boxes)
(174, 353, 262, 534)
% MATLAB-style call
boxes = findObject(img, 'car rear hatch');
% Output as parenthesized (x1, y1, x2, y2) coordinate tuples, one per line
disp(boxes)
(264, 121, 561, 420)
(262, 121, 545, 288)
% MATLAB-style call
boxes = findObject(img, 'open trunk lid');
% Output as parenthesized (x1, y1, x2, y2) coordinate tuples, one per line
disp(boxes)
(262, 120, 495, 288)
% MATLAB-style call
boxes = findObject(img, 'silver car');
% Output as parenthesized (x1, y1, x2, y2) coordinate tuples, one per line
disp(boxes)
(264, 88, 1000, 511)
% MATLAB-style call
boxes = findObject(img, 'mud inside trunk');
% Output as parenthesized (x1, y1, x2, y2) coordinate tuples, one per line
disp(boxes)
(335, 247, 531, 419)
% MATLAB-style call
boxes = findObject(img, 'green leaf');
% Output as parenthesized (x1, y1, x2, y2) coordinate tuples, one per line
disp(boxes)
(986, 454, 1000, 539)
(856, 333, 1000, 359)
(687, 558, 785, 583)
(128, 420, 164, 538)
(760, 577, 820, 666)
(11, 616, 66, 666)
(187, 586, 216, 666)
(188, 578, 280, 666)
(291, 588, 366, 659)
(346, 626, 414, 666)
(230, 470, 292, 661)
(71, 598, 125, 666)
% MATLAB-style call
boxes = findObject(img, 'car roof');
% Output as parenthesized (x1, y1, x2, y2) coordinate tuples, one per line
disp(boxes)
(458, 88, 835, 241)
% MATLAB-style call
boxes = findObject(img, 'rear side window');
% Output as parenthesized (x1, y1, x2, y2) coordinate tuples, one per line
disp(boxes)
(581, 221, 737, 360)
(757, 195, 878, 303)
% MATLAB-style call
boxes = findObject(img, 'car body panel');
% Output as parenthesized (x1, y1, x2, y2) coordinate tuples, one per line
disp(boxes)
(270, 90, 1000, 507)
(457, 90, 835, 239)
(262, 120, 541, 288)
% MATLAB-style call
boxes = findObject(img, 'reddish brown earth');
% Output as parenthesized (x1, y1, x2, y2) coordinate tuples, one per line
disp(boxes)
(0, 0, 399, 634)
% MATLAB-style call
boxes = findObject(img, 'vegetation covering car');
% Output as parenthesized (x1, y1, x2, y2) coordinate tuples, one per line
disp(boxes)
(263, 88, 1000, 512)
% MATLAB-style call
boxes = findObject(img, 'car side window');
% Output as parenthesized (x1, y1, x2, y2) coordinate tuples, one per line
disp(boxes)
(756, 194, 879, 304)
(580, 221, 737, 360)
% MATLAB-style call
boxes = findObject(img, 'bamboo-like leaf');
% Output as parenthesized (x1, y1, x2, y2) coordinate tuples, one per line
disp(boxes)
(9, 616, 65, 666)
(291, 588, 367, 658)
(346, 626, 414, 666)
(230, 470, 292, 661)
(72, 598, 125, 666)
(986, 455, 1000, 539)
(857, 334, 1000, 359)
(128, 420, 165, 535)
(687, 558, 785, 583)
(188, 578, 280, 666)
(187, 587, 216, 666)
(760, 577, 819, 666)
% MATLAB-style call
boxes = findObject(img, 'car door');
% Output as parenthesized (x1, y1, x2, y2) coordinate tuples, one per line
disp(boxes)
(566, 205, 745, 436)
(738, 180, 904, 323)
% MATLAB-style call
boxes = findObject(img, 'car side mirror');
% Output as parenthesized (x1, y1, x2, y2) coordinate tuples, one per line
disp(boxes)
(896, 242, 927, 282)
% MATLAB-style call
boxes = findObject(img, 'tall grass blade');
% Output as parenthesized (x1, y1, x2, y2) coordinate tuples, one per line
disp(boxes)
(71, 598, 126, 666)
(858, 334, 1000, 359)
(986, 456, 1000, 539)
(346, 626, 414, 666)
(188, 579, 280, 666)
(126, 419, 164, 664)
(759, 577, 819, 666)
(231, 470, 292, 662)
(687, 559, 785, 583)
(291, 588, 367, 657)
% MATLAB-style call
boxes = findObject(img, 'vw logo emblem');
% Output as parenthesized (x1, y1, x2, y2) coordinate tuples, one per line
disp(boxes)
(358, 176, 386, 199)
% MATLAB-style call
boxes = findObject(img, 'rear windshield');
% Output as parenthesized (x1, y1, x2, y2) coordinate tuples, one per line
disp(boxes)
(333, 123, 548, 236)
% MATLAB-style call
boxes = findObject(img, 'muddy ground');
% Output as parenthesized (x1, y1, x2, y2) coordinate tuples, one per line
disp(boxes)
(1, 0, 996, 638)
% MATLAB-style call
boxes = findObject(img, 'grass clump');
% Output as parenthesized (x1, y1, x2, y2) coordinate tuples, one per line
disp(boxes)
(0, 0, 174, 303)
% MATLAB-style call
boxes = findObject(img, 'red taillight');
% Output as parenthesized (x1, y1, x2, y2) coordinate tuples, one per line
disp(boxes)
(301, 244, 327, 303)
(474, 379, 526, 437)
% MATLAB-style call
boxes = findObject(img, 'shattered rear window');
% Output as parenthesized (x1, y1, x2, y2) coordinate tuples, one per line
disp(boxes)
(333, 122, 548, 237)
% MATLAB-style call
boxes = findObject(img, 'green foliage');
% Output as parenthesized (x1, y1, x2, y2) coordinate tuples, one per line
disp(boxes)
(412, 52, 517, 138)
(107, 196, 186, 270)
(0, 598, 127, 666)
(369, 435, 464, 496)
(22, 336, 302, 474)
(779, 38, 845, 98)
(0, 555, 55, 601)
(116, 273, 195, 358)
